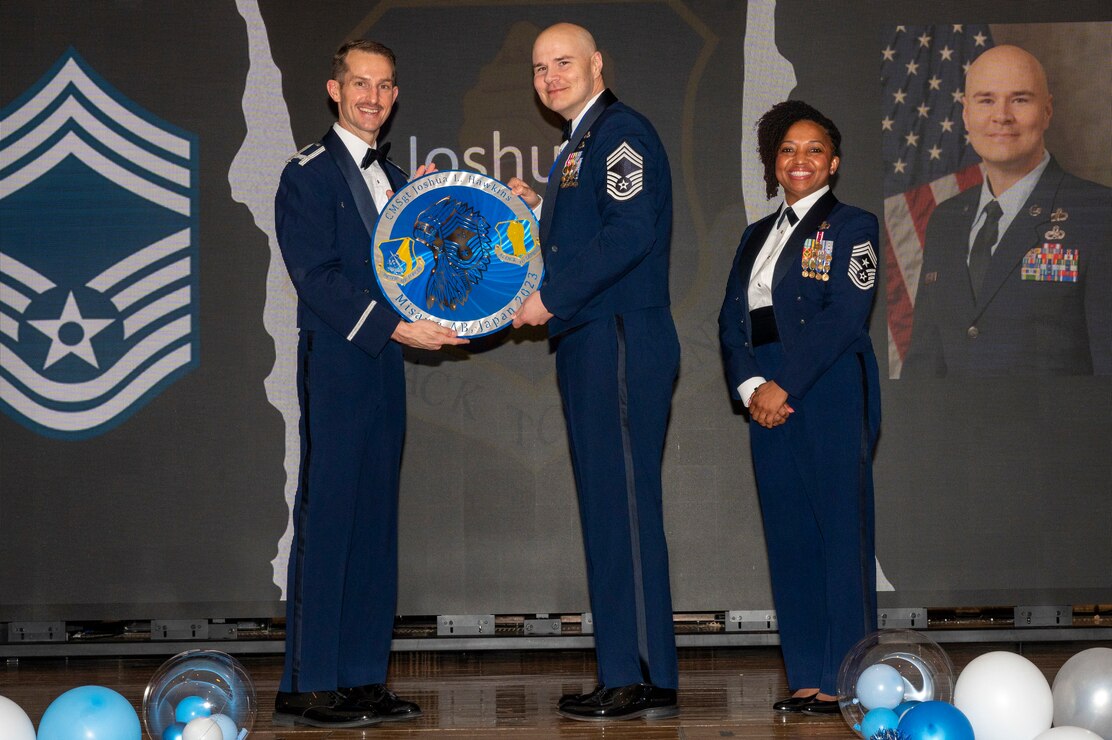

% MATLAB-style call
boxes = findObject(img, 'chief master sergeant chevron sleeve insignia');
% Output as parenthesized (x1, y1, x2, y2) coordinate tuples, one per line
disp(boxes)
(849, 240, 877, 291)
(606, 141, 644, 200)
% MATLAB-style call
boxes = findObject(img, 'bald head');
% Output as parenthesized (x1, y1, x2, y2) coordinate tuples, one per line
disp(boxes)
(966, 45, 1050, 99)
(532, 22, 606, 120)
(962, 44, 1053, 192)
(536, 22, 598, 56)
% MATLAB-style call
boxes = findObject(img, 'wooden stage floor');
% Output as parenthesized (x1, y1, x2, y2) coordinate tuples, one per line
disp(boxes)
(0, 643, 1096, 738)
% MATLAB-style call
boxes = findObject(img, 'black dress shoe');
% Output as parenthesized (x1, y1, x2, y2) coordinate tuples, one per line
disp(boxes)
(273, 690, 380, 728)
(772, 693, 819, 712)
(799, 697, 841, 715)
(558, 684, 605, 709)
(342, 683, 423, 722)
(557, 683, 678, 721)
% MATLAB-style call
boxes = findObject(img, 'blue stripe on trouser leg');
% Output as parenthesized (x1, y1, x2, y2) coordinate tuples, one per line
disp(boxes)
(555, 308, 680, 689)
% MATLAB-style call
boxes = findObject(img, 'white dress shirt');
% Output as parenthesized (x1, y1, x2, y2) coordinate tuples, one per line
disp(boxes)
(738, 186, 829, 406)
(332, 122, 391, 211)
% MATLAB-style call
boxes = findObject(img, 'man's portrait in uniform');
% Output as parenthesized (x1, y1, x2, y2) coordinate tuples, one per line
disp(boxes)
(883, 23, 1111, 378)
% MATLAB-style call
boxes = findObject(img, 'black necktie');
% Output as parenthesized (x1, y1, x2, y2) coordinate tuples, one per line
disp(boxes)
(560, 120, 572, 143)
(969, 200, 1002, 301)
(778, 206, 798, 230)
(360, 142, 391, 169)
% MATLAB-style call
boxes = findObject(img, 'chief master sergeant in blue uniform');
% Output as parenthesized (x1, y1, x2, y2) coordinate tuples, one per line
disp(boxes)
(509, 22, 680, 722)
(718, 101, 880, 716)
(273, 39, 466, 729)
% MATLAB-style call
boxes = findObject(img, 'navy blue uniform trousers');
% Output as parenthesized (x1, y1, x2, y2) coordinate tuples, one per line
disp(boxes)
(749, 341, 877, 694)
(280, 328, 405, 693)
(554, 307, 680, 690)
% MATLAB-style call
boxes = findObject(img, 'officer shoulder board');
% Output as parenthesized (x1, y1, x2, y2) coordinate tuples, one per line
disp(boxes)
(286, 142, 325, 166)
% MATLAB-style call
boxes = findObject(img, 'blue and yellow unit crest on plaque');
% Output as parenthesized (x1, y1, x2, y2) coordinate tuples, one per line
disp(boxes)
(372, 171, 543, 337)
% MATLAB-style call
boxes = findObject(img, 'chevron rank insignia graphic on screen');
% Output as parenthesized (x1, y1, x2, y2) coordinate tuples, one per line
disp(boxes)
(0, 49, 199, 439)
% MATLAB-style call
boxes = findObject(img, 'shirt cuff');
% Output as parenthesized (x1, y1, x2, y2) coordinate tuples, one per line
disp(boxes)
(531, 198, 542, 220)
(738, 377, 766, 408)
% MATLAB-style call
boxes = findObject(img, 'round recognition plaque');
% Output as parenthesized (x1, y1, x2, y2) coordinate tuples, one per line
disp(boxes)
(371, 170, 543, 337)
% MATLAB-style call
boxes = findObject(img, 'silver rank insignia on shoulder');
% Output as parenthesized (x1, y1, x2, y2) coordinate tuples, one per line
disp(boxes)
(289, 142, 325, 166)
(606, 141, 644, 200)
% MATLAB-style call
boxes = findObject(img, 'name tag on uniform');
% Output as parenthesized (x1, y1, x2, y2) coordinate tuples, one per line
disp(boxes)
(1021, 243, 1078, 283)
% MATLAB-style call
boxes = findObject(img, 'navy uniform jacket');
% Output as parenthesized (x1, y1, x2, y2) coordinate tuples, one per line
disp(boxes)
(273, 127, 408, 693)
(276, 127, 405, 355)
(903, 158, 1112, 377)
(540, 90, 672, 334)
(719, 191, 880, 413)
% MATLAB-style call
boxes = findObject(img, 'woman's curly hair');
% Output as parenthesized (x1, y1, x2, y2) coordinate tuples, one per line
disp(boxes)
(756, 100, 842, 199)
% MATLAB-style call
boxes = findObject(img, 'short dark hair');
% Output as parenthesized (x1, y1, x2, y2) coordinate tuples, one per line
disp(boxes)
(331, 40, 397, 83)
(755, 100, 842, 199)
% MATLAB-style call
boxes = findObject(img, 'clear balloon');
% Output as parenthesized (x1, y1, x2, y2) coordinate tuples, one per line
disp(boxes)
(143, 650, 256, 740)
(37, 685, 142, 740)
(1051, 647, 1112, 738)
(838, 629, 957, 738)
(899, 700, 974, 740)
(0, 695, 37, 740)
(954, 651, 1053, 740)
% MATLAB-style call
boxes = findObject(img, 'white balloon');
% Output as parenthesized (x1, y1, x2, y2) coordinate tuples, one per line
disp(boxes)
(183, 716, 225, 740)
(210, 712, 239, 740)
(954, 651, 1054, 740)
(1033, 728, 1102, 740)
(1052, 647, 1112, 738)
(0, 695, 36, 740)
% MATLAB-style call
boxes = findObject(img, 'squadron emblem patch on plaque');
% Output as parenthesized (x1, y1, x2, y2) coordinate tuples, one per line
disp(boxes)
(371, 171, 543, 337)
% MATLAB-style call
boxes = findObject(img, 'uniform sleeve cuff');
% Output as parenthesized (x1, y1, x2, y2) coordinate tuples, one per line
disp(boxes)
(738, 377, 766, 408)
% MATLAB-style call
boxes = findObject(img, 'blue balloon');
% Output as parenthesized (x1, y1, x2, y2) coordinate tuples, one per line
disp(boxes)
(861, 707, 901, 737)
(37, 685, 141, 740)
(858, 663, 907, 710)
(895, 700, 922, 718)
(174, 694, 212, 724)
(162, 722, 187, 740)
(898, 701, 974, 740)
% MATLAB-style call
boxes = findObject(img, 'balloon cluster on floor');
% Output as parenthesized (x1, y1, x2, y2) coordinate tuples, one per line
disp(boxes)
(838, 635, 1112, 740)
(0, 650, 255, 740)
(143, 650, 257, 740)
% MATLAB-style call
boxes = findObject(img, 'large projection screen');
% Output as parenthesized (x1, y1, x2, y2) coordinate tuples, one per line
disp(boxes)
(1, 1, 1109, 623)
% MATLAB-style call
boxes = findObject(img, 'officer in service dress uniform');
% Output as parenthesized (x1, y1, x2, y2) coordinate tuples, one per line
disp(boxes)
(272, 39, 466, 728)
(903, 44, 1111, 377)
(718, 100, 881, 716)
(509, 22, 680, 722)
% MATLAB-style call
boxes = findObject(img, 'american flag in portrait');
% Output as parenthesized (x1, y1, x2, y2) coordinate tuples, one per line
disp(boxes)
(882, 24, 994, 378)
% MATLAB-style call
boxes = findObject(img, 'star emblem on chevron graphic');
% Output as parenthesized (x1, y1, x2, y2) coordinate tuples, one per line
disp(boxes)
(27, 291, 115, 370)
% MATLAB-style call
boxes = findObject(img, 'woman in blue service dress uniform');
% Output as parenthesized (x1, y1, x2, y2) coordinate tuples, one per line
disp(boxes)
(718, 100, 880, 715)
